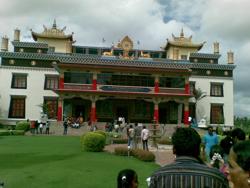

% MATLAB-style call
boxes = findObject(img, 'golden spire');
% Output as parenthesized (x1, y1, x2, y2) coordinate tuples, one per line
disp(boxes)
(180, 28, 184, 38)
(52, 19, 57, 29)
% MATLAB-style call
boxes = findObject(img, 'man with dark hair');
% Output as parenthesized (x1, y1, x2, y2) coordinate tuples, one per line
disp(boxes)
(149, 127, 229, 188)
(202, 126, 219, 161)
(231, 128, 246, 143)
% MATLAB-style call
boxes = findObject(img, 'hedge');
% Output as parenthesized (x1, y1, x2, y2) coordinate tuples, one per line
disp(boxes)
(81, 132, 105, 152)
(0, 130, 25, 136)
(16, 121, 30, 131)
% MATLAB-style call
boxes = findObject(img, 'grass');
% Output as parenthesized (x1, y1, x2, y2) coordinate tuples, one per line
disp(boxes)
(0, 136, 159, 188)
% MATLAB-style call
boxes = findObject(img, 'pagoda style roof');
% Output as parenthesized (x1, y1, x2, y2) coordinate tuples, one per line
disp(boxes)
(57, 54, 192, 71)
(0, 51, 58, 61)
(0, 51, 235, 71)
(31, 20, 73, 41)
(190, 53, 221, 59)
(164, 29, 205, 51)
(191, 63, 235, 70)
(12, 41, 48, 49)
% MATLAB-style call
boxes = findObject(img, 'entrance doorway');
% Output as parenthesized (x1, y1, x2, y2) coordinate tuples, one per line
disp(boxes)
(159, 108, 167, 124)
(75, 105, 85, 117)
(116, 106, 128, 122)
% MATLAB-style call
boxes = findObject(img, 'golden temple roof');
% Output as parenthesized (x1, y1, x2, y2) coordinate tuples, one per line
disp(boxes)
(31, 19, 73, 41)
(164, 29, 205, 51)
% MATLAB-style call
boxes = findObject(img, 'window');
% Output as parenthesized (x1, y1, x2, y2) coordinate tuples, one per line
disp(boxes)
(11, 73, 27, 89)
(8, 96, 26, 118)
(64, 72, 92, 84)
(181, 55, 188, 60)
(210, 83, 223, 97)
(44, 97, 58, 119)
(210, 104, 224, 124)
(159, 77, 185, 88)
(44, 75, 59, 90)
(190, 81, 196, 95)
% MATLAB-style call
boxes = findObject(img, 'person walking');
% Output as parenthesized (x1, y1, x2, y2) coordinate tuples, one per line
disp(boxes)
(149, 127, 229, 188)
(128, 125, 135, 149)
(63, 118, 69, 135)
(45, 121, 50, 134)
(202, 126, 219, 162)
(141, 125, 149, 151)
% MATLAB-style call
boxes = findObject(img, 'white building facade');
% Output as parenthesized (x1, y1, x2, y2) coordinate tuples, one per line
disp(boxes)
(0, 21, 235, 127)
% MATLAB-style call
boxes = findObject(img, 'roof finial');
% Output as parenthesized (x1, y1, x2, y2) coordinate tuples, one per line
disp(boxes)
(180, 28, 184, 38)
(52, 19, 57, 29)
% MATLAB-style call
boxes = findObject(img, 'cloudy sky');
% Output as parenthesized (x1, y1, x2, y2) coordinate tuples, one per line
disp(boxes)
(0, 0, 250, 117)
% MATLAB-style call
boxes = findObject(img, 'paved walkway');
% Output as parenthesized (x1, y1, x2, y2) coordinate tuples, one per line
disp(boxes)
(104, 144, 175, 166)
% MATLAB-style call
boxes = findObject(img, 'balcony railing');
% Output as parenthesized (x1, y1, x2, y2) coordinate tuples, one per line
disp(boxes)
(62, 83, 187, 95)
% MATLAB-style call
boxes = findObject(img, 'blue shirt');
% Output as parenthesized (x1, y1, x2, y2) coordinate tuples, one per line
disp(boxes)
(202, 132, 219, 155)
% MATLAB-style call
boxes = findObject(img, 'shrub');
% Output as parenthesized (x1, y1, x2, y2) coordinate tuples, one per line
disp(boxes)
(0, 130, 9, 136)
(114, 147, 130, 156)
(82, 132, 105, 152)
(13, 130, 25, 135)
(0, 130, 25, 136)
(16, 121, 29, 131)
(107, 132, 122, 138)
(157, 137, 172, 145)
(112, 138, 128, 144)
(132, 149, 155, 162)
(94, 130, 106, 139)
(113, 147, 155, 162)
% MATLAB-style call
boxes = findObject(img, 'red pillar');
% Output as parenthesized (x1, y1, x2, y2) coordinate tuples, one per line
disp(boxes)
(185, 78, 190, 94)
(154, 76, 159, 93)
(90, 101, 96, 124)
(92, 79, 97, 90)
(92, 73, 97, 90)
(153, 103, 159, 123)
(57, 99, 63, 121)
(59, 74, 64, 89)
(183, 103, 189, 127)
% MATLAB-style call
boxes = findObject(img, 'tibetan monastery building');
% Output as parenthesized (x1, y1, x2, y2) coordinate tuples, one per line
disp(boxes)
(0, 21, 235, 127)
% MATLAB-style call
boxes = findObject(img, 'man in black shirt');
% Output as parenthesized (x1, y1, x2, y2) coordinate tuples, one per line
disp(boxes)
(149, 127, 229, 188)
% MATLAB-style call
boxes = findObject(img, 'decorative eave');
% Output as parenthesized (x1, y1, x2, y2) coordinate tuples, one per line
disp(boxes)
(12, 41, 48, 49)
(31, 31, 73, 41)
(164, 40, 205, 51)
(31, 20, 73, 41)
(190, 53, 221, 59)
(0, 52, 58, 61)
(56, 54, 192, 72)
(191, 63, 236, 70)
(164, 29, 205, 51)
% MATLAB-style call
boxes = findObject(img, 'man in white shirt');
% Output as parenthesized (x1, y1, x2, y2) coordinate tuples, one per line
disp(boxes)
(141, 125, 149, 151)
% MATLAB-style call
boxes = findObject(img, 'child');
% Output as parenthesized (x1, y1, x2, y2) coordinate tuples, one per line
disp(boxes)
(117, 169, 138, 188)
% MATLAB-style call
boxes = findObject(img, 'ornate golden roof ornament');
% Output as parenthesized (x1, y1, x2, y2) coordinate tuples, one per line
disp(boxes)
(119, 36, 134, 59)
(164, 29, 205, 51)
(31, 20, 73, 41)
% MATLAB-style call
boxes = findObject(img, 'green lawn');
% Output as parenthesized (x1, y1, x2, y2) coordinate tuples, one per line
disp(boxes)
(0, 136, 159, 188)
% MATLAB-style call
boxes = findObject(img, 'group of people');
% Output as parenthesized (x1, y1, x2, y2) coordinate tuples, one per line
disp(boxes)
(127, 123, 150, 151)
(117, 126, 250, 188)
(29, 119, 50, 135)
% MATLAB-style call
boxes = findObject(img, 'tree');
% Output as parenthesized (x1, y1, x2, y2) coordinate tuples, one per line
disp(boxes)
(193, 88, 207, 122)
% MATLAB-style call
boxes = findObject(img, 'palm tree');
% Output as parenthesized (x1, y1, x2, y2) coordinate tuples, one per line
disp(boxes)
(193, 88, 206, 122)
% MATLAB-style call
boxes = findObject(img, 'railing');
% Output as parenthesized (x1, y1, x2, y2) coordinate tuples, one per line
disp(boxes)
(64, 83, 92, 90)
(159, 87, 186, 94)
(62, 83, 187, 95)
